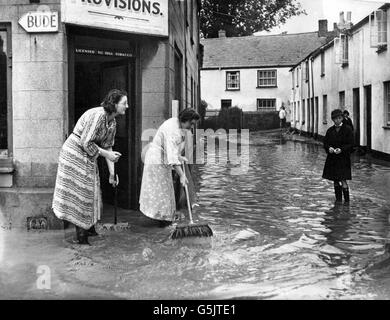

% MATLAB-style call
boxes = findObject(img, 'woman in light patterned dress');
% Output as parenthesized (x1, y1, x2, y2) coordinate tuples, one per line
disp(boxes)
(53, 89, 128, 245)
(139, 108, 200, 227)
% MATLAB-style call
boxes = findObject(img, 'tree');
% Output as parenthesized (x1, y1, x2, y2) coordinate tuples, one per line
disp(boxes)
(200, 0, 306, 39)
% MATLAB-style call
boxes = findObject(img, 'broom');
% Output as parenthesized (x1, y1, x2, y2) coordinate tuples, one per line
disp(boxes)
(170, 163, 213, 239)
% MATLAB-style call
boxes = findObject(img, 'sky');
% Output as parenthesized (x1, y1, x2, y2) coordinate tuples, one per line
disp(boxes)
(255, 0, 386, 36)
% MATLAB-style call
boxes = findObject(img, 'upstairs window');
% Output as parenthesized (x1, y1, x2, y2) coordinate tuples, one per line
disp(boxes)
(257, 70, 277, 88)
(226, 71, 240, 90)
(291, 70, 295, 89)
(339, 91, 345, 109)
(302, 61, 309, 82)
(370, 10, 388, 51)
(321, 51, 325, 76)
(335, 34, 349, 65)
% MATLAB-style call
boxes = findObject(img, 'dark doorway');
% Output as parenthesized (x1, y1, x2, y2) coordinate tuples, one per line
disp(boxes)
(68, 32, 137, 210)
(353, 88, 360, 146)
(364, 85, 372, 150)
(314, 96, 319, 137)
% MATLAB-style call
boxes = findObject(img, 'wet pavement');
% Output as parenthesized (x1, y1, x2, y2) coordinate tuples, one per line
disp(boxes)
(1, 131, 390, 299)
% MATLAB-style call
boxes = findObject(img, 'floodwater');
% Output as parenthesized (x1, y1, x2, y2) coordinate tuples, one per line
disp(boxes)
(1, 131, 390, 299)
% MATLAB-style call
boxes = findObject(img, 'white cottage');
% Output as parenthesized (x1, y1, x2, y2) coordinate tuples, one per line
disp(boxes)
(200, 22, 336, 121)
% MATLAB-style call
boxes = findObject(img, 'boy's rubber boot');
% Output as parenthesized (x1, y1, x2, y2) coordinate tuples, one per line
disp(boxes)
(343, 188, 350, 203)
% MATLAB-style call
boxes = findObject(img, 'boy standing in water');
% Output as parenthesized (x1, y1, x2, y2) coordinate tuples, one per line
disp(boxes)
(322, 109, 354, 203)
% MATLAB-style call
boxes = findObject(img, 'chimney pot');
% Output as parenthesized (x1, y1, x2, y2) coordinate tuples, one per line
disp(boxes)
(347, 11, 352, 23)
(318, 19, 328, 37)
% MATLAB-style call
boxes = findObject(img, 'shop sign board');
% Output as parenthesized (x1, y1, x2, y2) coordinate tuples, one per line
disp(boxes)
(62, 0, 168, 37)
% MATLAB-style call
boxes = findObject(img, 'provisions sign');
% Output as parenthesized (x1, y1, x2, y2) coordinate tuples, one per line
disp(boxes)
(61, 0, 168, 37)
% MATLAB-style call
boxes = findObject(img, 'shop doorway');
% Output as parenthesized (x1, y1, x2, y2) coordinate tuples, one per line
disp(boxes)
(68, 31, 138, 210)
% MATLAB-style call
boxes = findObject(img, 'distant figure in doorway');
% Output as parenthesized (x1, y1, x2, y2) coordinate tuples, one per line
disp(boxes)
(322, 109, 354, 203)
(139, 108, 200, 227)
(279, 105, 287, 129)
(343, 110, 354, 131)
(53, 89, 128, 245)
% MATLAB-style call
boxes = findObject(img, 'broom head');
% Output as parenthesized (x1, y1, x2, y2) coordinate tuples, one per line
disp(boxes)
(170, 223, 213, 240)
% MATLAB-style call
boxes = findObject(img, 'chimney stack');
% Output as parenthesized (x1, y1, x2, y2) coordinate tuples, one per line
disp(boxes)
(218, 29, 226, 38)
(318, 19, 328, 37)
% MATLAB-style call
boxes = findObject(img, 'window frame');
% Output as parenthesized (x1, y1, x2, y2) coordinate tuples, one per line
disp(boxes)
(370, 10, 388, 51)
(257, 69, 277, 88)
(256, 98, 276, 112)
(0, 23, 12, 158)
(339, 91, 345, 109)
(221, 99, 232, 109)
(320, 51, 325, 77)
(226, 71, 240, 91)
(385, 81, 390, 126)
(322, 94, 328, 124)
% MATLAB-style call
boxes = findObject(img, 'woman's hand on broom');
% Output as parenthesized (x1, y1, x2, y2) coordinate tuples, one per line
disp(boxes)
(180, 174, 188, 187)
(178, 155, 188, 164)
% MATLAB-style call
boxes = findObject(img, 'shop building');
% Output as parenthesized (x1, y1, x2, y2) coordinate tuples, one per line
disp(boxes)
(0, 0, 201, 228)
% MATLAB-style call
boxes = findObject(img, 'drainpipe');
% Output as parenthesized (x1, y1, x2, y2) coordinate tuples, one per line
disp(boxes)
(310, 57, 316, 138)
(306, 60, 310, 136)
(184, 2, 188, 110)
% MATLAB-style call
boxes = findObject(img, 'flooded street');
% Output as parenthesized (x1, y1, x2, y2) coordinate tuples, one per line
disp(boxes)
(1, 131, 390, 299)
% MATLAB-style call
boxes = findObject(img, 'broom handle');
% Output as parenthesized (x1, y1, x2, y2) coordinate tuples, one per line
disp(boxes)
(182, 163, 194, 224)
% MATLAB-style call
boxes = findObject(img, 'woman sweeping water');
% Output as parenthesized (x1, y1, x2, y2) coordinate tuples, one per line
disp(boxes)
(322, 109, 354, 203)
(53, 89, 128, 245)
(139, 108, 200, 227)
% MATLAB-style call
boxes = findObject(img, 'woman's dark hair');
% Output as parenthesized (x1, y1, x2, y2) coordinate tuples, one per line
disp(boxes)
(343, 110, 350, 116)
(179, 108, 201, 123)
(101, 89, 127, 114)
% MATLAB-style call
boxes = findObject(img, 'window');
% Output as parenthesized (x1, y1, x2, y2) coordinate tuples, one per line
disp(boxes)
(296, 67, 299, 87)
(323, 95, 328, 124)
(385, 82, 390, 126)
(321, 51, 325, 76)
(303, 60, 309, 82)
(302, 99, 306, 124)
(339, 91, 345, 109)
(257, 70, 277, 87)
(257, 99, 276, 111)
(191, 76, 194, 108)
(0, 25, 11, 156)
(335, 35, 349, 65)
(292, 70, 295, 89)
(221, 99, 232, 109)
(370, 10, 388, 49)
(226, 71, 240, 90)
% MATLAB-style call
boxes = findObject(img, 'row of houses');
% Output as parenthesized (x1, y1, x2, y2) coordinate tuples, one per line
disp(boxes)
(290, 4, 390, 159)
(200, 4, 390, 160)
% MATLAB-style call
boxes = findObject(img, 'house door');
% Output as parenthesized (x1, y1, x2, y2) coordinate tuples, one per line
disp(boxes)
(364, 85, 372, 150)
(353, 88, 360, 146)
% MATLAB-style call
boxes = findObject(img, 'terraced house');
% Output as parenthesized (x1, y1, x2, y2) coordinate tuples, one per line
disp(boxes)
(200, 22, 336, 123)
(290, 5, 390, 160)
(0, 0, 201, 228)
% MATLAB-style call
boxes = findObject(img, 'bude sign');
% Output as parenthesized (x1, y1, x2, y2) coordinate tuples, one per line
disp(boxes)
(61, 0, 168, 37)
(19, 8, 59, 33)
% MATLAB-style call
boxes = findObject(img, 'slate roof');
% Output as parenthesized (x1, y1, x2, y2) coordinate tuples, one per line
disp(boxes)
(201, 32, 333, 69)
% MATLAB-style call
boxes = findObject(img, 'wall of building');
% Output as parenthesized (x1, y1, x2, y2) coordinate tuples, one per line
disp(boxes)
(291, 9, 390, 157)
(201, 67, 292, 113)
(0, 1, 66, 189)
